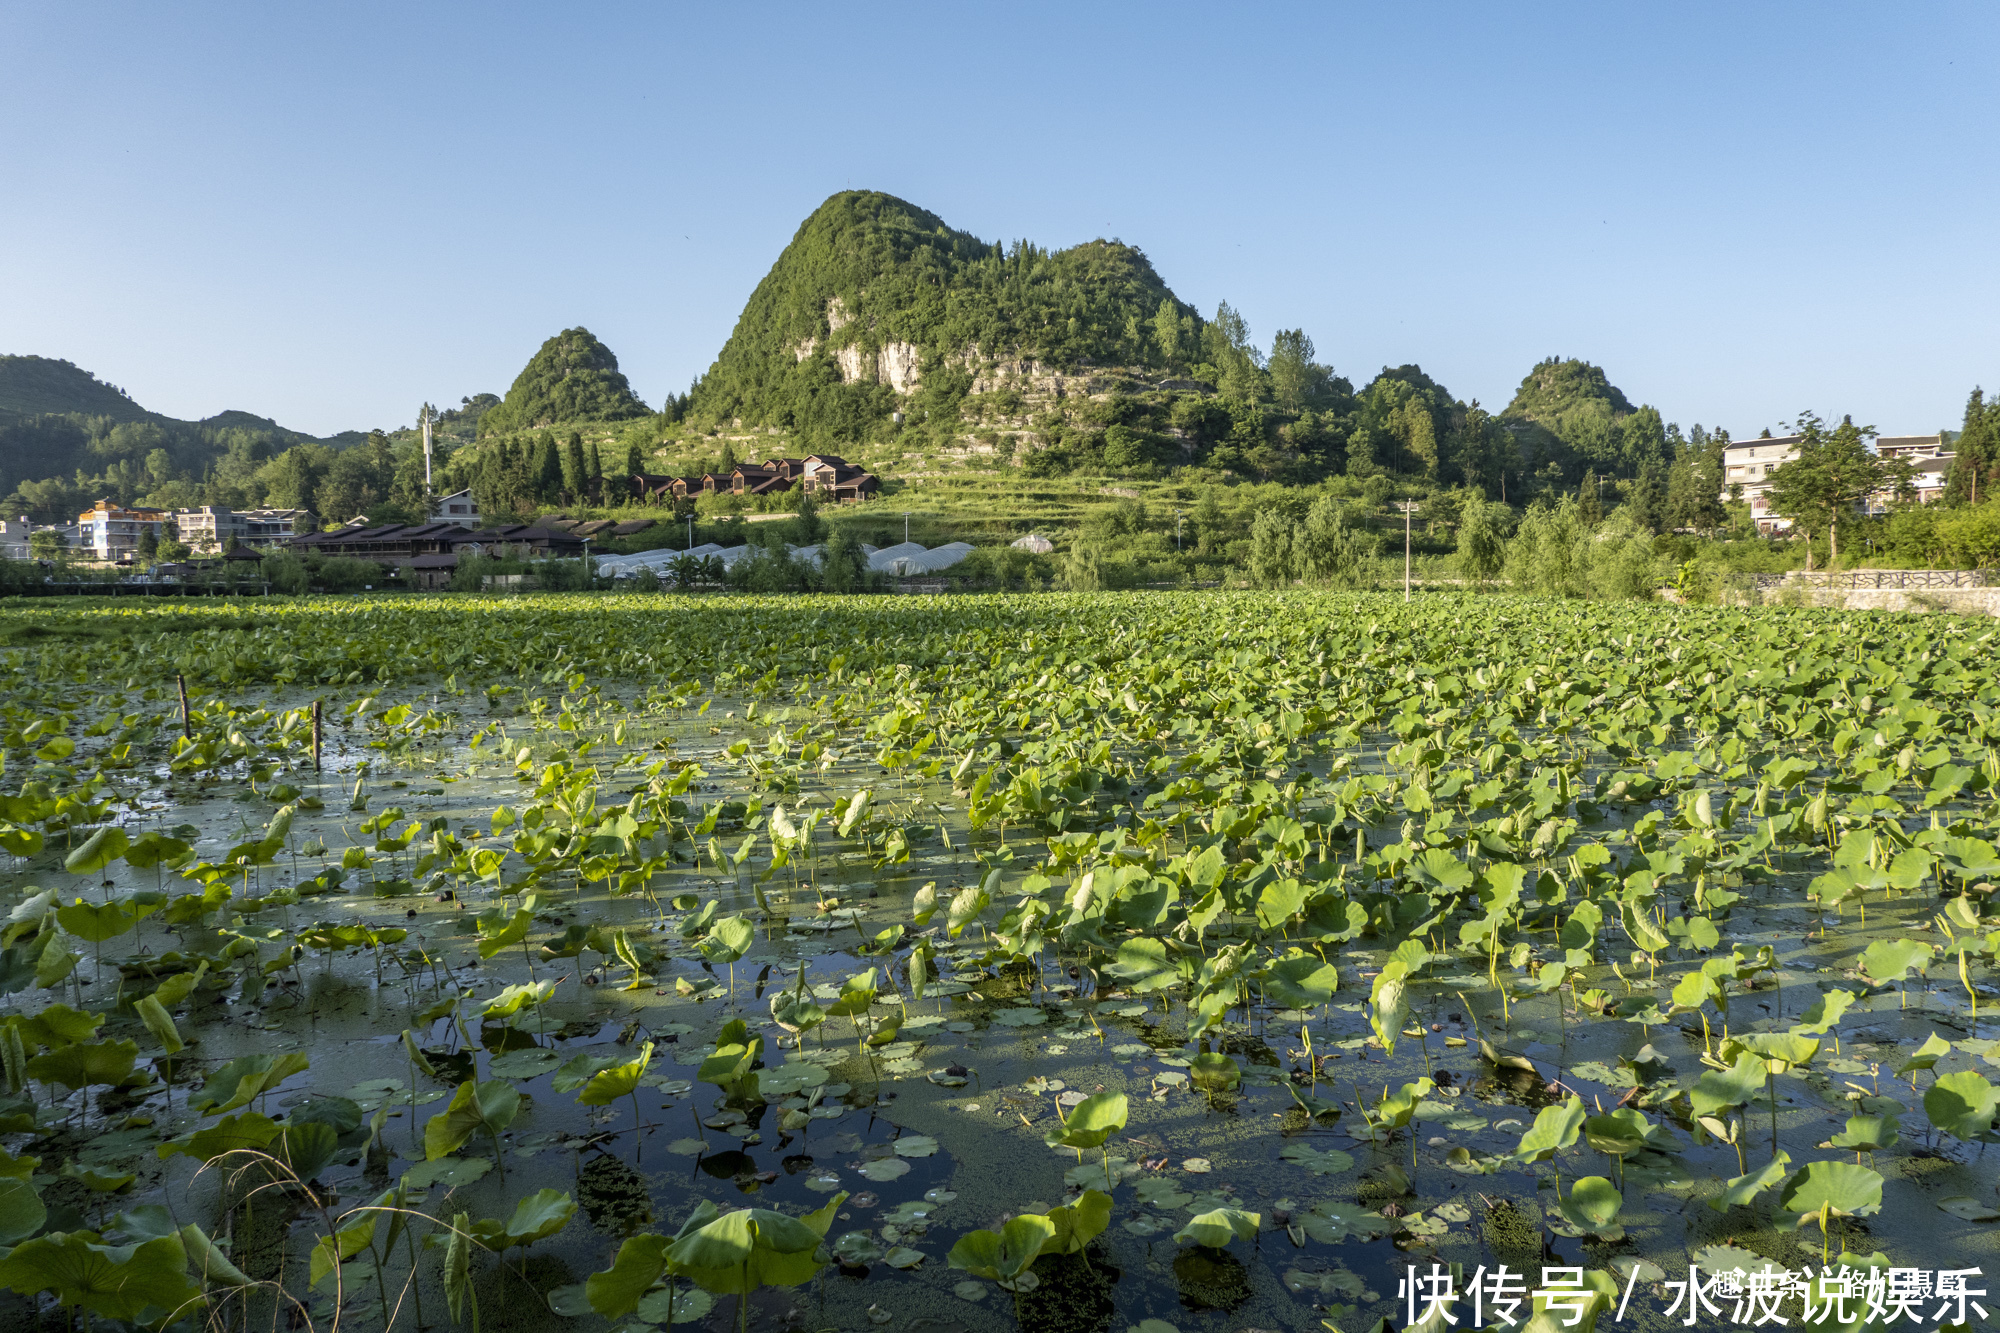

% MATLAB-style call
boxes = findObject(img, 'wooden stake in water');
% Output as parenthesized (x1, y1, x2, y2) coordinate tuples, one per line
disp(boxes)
(176, 673, 191, 740)
(312, 700, 322, 773)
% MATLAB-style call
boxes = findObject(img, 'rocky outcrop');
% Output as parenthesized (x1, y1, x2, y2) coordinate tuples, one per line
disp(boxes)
(831, 341, 924, 394)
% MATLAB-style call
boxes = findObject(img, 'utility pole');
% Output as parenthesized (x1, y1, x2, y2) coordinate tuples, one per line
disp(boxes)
(419, 405, 435, 509)
(1175, 510, 1183, 552)
(1395, 500, 1419, 602)
(903, 512, 910, 544)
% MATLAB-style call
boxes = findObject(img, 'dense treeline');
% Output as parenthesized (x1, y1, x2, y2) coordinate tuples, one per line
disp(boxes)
(0, 400, 493, 526)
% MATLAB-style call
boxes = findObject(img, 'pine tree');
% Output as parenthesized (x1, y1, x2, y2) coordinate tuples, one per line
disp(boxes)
(563, 432, 587, 503)
(532, 433, 563, 506)
(1944, 389, 1998, 506)
(1627, 458, 1667, 533)
(1578, 469, 1603, 527)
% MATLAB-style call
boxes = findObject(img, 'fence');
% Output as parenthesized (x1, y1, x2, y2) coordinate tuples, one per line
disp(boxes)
(3, 581, 273, 598)
(1748, 569, 1991, 592)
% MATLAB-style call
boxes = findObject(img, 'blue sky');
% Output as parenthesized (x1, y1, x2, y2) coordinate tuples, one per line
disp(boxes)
(3, 2, 1994, 440)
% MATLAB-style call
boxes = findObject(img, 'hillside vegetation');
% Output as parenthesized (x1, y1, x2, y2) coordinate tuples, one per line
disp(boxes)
(477, 328, 651, 436)
(0, 355, 151, 424)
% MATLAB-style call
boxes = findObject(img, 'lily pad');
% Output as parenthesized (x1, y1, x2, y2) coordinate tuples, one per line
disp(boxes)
(1938, 1196, 2000, 1222)
(487, 1048, 562, 1079)
(856, 1157, 910, 1182)
(400, 1157, 493, 1189)
(893, 1135, 938, 1158)
(1277, 1143, 1354, 1176)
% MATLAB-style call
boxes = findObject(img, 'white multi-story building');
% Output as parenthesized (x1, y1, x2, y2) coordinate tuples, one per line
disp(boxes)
(1868, 435, 1955, 513)
(1721, 436, 1801, 534)
(1722, 432, 1957, 534)
(78, 501, 167, 563)
(172, 506, 316, 552)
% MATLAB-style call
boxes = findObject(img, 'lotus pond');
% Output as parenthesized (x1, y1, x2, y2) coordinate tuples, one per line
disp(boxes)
(0, 590, 1996, 1333)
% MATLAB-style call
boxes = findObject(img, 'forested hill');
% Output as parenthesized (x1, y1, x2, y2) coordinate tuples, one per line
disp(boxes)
(0, 353, 382, 522)
(477, 328, 651, 436)
(0, 355, 155, 425)
(1499, 357, 1669, 480)
(684, 190, 1203, 439)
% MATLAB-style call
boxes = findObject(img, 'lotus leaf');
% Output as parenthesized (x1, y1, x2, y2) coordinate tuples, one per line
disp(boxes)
(27, 1038, 137, 1094)
(948, 1213, 1055, 1289)
(1780, 1160, 1883, 1218)
(1173, 1207, 1260, 1248)
(1708, 1152, 1792, 1213)
(1511, 1095, 1584, 1163)
(470, 1188, 576, 1251)
(668, 1194, 845, 1294)
(0, 1229, 201, 1322)
(424, 1079, 521, 1160)
(195, 1051, 311, 1113)
(1924, 1070, 1999, 1141)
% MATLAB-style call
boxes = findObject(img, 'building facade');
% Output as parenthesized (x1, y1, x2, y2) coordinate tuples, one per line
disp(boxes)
(78, 502, 168, 562)
(1721, 432, 1957, 533)
(1869, 435, 1955, 512)
(432, 489, 480, 528)
(173, 506, 316, 552)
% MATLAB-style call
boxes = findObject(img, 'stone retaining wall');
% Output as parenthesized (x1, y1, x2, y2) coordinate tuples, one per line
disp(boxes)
(1740, 586, 2000, 616)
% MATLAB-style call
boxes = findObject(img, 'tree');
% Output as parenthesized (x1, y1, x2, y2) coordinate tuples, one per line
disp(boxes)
(1625, 458, 1667, 534)
(1578, 469, 1603, 527)
(1456, 497, 1506, 582)
(1944, 389, 1999, 506)
(532, 434, 563, 506)
(27, 529, 66, 563)
(1296, 494, 1373, 586)
(623, 440, 644, 478)
(1151, 298, 1181, 365)
(562, 433, 588, 504)
(136, 527, 158, 562)
(1766, 412, 1880, 566)
(1345, 428, 1379, 478)
(1190, 489, 1226, 554)
(1665, 424, 1728, 533)
(1247, 509, 1296, 587)
(1453, 404, 1494, 495)
(1268, 330, 1318, 411)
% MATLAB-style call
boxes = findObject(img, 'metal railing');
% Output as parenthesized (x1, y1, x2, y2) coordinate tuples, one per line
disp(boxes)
(1748, 568, 1991, 591)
